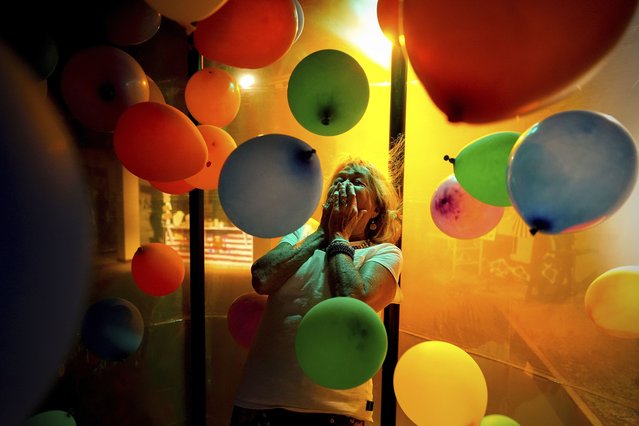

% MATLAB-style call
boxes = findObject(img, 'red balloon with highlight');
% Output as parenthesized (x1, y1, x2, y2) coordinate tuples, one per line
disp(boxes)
(193, 0, 297, 69)
(131, 243, 185, 296)
(114, 101, 208, 181)
(227, 293, 268, 349)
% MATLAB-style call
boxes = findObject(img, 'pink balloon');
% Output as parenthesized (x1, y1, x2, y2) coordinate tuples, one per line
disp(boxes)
(60, 46, 149, 132)
(430, 175, 504, 239)
(227, 293, 267, 349)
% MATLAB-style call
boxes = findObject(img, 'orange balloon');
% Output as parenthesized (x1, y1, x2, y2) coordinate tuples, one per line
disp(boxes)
(227, 292, 267, 349)
(114, 102, 207, 181)
(146, 75, 166, 103)
(60, 45, 149, 132)
(150, 179, 194, 194)
(193, 0, 297, 69)
(186, 125, 237, 190)
(377, 0, 400, 40)
(131, 243, 185, 296)
(185, 67, 240, 126)
(402, 0, 638, 123)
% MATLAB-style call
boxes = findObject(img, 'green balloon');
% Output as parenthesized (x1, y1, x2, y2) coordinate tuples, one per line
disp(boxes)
(453, 131, 520, 206)
(287, 49, 369, 136)
(22, 411, 77, 426)
(295, 297, 387, 389)
(480, 414, 521, 426)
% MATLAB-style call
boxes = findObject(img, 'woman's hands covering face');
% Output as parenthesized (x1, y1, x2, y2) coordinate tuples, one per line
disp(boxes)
(321, 181, 368, 241)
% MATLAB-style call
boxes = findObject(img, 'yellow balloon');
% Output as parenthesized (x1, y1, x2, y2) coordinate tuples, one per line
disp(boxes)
(144, 0, 227, 24)
(394, 341, 487, 426)
(585, 266, 639, 339)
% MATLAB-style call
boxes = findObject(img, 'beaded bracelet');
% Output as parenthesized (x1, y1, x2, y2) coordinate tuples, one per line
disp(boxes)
(326, 239, 355, 260)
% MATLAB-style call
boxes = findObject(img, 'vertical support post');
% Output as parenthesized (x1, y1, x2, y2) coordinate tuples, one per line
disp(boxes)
(381, 38, 407, 426)
(187, 42, 207, 426)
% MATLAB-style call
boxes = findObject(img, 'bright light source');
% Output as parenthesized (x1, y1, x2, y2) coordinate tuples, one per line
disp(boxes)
(238, 74, 256, 89)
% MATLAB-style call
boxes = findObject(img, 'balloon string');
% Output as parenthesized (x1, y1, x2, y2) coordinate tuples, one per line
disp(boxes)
(443, 155, 455, 164)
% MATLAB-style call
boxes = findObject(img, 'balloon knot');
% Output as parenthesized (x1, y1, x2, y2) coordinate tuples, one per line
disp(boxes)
(529, 228, 538, 236)
(443, 155, 455, 164)
(321, 108, 332, 126)
(98, 82, 116, 102)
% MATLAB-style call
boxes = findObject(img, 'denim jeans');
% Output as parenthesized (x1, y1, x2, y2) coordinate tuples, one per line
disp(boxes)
(230, 406, 366, 426)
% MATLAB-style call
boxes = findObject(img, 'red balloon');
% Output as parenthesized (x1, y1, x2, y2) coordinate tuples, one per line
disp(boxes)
(185, 67, 240, 126)
(227, 293, 267, 349)
(402, 0, 638, 123)
(60, 45, 149, 132)
(377, 0, 400, 40)
(114, 102, 208, 181)
(105, 0, 162, 46)
(193, 0, 297, 69)
(150, 179, 194, 194)
(186, 125, 237, 190)
(131, 243, 185, 296)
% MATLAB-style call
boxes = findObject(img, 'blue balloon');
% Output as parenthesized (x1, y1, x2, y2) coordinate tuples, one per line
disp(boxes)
(507, 110, 637, 234)
(81, 298, 144, 361)
(218, 134, 323, 238)
(1, 44, 91, 426)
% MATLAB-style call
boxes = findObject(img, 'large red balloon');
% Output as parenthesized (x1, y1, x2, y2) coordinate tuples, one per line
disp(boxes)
(149, 179, 194, 194)
(60, 45, 149, 132)
(185, 67, 240, 126)
(402, 0, 638, 123)
(114, 102, 207, 181)
(377, 0, 400, 40)
(227, 293, 267, 349)
(131, 243, 185, 296)
(186, 125, 237, 190)
(193, 0, 297, 69)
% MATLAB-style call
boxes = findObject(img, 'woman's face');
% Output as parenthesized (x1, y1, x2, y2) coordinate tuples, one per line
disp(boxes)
(327, 164, 379, 220)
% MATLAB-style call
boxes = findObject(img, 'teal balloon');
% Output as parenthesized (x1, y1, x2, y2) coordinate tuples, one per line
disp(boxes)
(218, 134, 323, 238)
(81, 298, 144, 361)
(480, 414, 520, 426)
(295, 297, 388, 390)
(287, 49, 369, 136)
(508, 110, 637, 234)
(453, 132, 520, 206)
(22, 411, 77, 426)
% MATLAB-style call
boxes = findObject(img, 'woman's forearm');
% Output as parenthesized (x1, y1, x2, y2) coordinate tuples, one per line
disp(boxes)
(327, 252, 367, 299)
(251, 229, 326, 294)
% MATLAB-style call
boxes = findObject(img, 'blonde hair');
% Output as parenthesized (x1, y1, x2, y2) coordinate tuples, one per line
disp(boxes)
(326, 156, 402, 245)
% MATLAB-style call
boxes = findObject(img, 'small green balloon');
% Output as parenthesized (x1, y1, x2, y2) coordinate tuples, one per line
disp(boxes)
(22, 411, 77, 426)
(295, 297, 387, 389)
(287, 49, 369, 136)
(480, 414, 521, 426)
(453, 131, 520, 206)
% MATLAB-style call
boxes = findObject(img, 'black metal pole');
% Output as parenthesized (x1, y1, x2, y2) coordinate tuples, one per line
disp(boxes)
(381, 39, 407, 426)
(187, 41, 207, 426)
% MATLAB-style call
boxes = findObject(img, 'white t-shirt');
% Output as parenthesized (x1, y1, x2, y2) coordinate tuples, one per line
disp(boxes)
(234, 227, 403, 421)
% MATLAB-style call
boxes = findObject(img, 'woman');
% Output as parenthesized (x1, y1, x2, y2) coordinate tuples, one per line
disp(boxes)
(230, 157, 403, 425)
